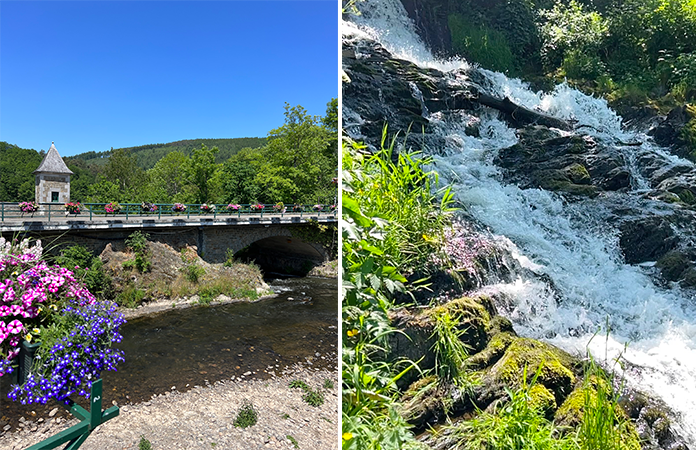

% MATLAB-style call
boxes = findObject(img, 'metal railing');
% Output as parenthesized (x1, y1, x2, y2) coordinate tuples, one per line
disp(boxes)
(0, 202, 338, 222)
(27, 379, 118, 450)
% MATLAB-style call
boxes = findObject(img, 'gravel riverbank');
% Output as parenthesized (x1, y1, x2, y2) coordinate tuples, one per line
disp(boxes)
(1, 366, 338, 450)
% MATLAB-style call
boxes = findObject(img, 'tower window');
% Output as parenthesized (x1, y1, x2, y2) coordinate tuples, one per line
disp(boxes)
(51, 192, 59, 202)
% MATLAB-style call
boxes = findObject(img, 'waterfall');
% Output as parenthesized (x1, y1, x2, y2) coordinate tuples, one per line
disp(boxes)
(344, 1, 696, 442)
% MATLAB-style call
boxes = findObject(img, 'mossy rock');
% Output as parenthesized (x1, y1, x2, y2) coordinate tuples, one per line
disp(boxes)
(555, 376, 642, 450)
(677, 188, 696, 204)
(400, 375, 450, 428)
(468, 331, 516, 370)
(536, 170, 599, 197)
(528, 384, 557, 419)
(564, 163, 592, 185)
(489, 337, 576, 405)
(656, 251, 689, 281)
(428, 296, 494, 353)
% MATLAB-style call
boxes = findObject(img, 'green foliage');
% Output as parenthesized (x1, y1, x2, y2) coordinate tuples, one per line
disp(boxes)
(682, 105, 696, 160)
(539, 0, 608, 71)
(430, 310, 471, 387)
(289, 379, 325, 406)
(180, 248, 205, 283)
(0, 142, 43, 202)
(53, 245, 113, 300)
(323, 378, 334, 390)
(343, 129, 454, 275)
(449, 14, 516, 74)
(185, 144, 220, 204)
(289, 379, 310, 390)
(576, 352, 641, 450)
(124, 231, 151, 273)
(234, 401, 258, 428)
(287, 435, 299, 449)
(116, 284, 146, 309)
(105, 147, 148, 198)
(444, 369, 576, 450)
(139, 436, 152, 450)
(302, 388, 325, 407)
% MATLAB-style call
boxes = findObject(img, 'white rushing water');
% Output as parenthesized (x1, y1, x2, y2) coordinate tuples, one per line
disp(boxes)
(344, 1, 696, 442)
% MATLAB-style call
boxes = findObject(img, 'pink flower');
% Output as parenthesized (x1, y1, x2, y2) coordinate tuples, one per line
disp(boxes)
(0, 306, 11, 317)
(3, 287, 15, 302)
(7, 319, 24, 334)
(9, 304, 22, 316)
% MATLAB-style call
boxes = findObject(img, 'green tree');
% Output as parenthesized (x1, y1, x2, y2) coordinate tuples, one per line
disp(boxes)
(146, 151, 190, 202)
(219, 147, 262, 204)
(105, 147, 147, 196)
(258, 102, 336, 203)
(0, 142, 43, 202)
(184, 144, 220, 204)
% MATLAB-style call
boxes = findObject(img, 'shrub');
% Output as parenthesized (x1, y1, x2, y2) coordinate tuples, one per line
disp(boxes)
(124, 231, 151, 273)
(449, 14, 516, 74)
(234, 401, 258, 428)
(539, 1, 608, 71)
(139, 436, 152, 450)
(302, 388, 325, 407)
(53, 245, 113, 300)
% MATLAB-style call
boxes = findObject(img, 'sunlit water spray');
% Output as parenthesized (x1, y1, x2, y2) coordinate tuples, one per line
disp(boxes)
(344, 0, 696, 441)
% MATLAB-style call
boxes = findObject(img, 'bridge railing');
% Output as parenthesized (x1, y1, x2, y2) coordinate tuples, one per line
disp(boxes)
(0, 202, 338, 222)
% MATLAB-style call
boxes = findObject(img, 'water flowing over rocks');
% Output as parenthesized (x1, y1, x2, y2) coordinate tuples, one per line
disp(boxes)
(344, 2, 696, 445)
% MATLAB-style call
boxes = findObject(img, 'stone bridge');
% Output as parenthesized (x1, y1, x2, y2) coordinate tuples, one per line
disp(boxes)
(1, 213, 337, 275)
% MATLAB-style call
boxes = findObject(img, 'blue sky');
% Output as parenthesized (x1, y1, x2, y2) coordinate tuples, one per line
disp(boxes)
(0, 1, 338, 156)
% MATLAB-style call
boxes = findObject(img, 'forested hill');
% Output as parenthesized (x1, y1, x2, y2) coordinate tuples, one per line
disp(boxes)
(1, 97, 337, 205)
(67, 137, 266, 169)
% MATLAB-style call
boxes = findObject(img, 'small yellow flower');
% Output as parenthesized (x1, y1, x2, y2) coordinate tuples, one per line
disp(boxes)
(33, 328, 40, 334)
(50, 304, 58, 311)
(25, 334, 33, 343)
(342, 432, 353, 441)
(347, 329, 359, 337)
(12, 271, 18, 277)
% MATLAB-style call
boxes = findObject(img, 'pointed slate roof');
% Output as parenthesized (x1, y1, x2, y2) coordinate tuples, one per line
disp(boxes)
(33, 142, 73, 175)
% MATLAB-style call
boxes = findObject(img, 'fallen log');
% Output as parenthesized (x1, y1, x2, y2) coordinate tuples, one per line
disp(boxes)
(477, 94, 572, 131)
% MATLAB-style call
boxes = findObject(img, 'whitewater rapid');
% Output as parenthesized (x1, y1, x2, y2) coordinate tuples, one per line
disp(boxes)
(344, 0, 696, 442)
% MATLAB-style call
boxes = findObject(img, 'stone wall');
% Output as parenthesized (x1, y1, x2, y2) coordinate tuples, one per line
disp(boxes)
(35, 174, 71, 203)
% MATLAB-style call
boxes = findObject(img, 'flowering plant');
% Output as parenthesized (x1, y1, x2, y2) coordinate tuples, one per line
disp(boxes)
(226, 204, 241, 212)
(293, 204, 304, 212)
(273, 202, 285, 212)
(64, 202, 81, 214)
(141, 202, 158, 213)
(172, 203, 187, 213)
(104, 202, 121, 214)
(330, 204, 337, 211)
(19, 202, 39, 214)
(313, 204, 323, 211)
(199, 204, 216, 213)
(0, 238, 125, 404)
(250, 203, 265, 211)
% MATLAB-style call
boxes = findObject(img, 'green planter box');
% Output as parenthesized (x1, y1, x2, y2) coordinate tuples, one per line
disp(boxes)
(11, 340, 41, 385)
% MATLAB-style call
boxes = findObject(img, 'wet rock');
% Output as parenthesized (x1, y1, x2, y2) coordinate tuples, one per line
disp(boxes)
(648, 105, 695, 161)
(619, 217, 679, 264)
